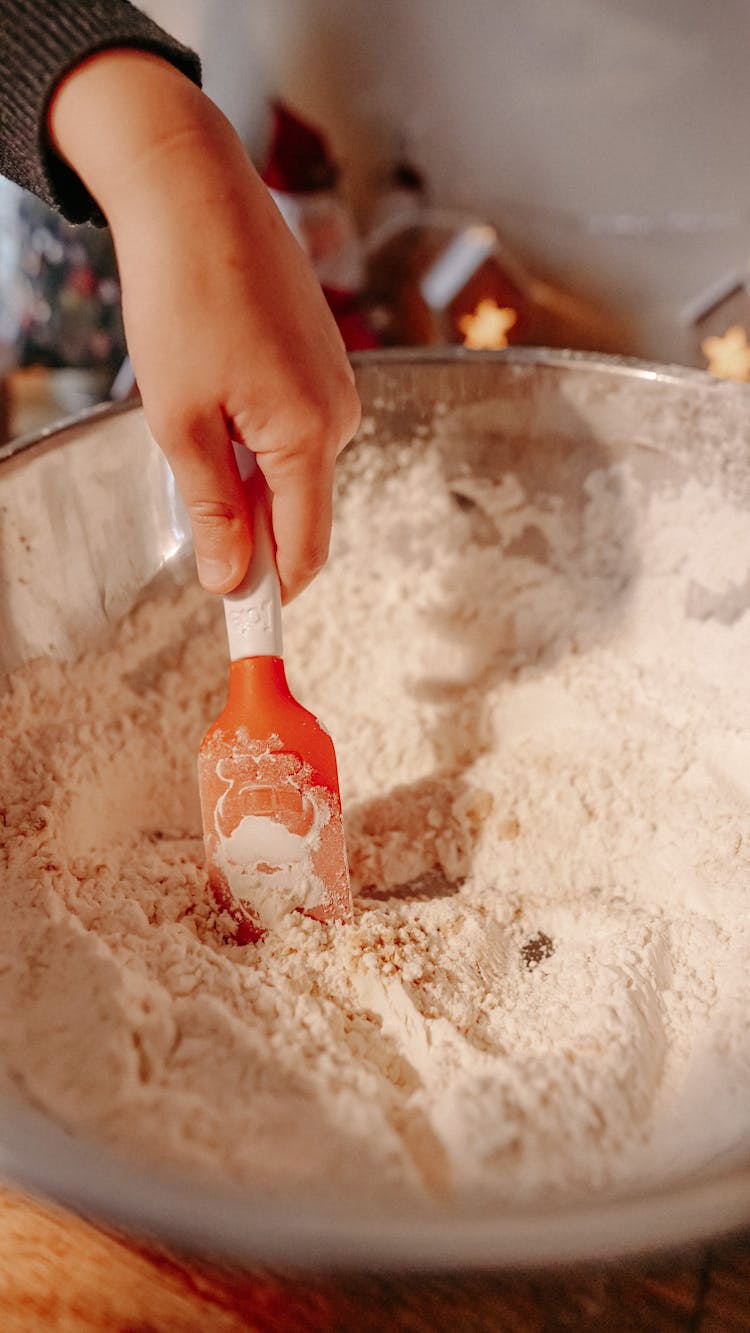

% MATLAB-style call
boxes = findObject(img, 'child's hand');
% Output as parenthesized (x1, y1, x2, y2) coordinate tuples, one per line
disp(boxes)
(48, 49, 361, 600)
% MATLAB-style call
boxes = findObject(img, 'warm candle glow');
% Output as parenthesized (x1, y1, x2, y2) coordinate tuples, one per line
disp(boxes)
(459, 299, 517, 350)
(702, 324, 750, 381)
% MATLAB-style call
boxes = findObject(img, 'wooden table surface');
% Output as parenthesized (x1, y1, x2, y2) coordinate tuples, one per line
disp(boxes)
(0, 1187, 748, 1332)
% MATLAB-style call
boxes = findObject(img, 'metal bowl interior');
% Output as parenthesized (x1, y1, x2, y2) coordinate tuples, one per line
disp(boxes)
(1, 348, 749, 1270)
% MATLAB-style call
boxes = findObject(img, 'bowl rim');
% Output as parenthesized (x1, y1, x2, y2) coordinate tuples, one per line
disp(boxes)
(3, 345, 748, 469)
(3, 1098, 749, 1271)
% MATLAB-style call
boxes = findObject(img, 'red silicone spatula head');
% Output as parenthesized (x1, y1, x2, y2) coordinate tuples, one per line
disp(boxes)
(198, 451, 352, 941)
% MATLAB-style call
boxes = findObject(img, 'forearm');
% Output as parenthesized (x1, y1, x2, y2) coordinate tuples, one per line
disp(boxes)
(45, 47, 308, 422)
(0, 0, 200, 222)
(45, 44, 360, 601)
(47, 48, 234, 233)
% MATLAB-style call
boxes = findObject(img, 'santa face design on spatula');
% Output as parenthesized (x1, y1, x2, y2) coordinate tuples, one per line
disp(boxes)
(200, 731, 350, 932)
(213, 745, 327, 880)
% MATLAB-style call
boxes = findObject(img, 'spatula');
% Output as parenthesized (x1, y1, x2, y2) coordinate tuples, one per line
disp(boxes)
(198, 447, 352, 942)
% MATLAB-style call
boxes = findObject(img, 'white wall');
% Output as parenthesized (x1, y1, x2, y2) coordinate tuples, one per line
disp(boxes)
(143, 0, 750, 361)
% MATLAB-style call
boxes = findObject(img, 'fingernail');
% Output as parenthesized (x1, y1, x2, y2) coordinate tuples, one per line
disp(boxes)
(196, 556, 235, 592)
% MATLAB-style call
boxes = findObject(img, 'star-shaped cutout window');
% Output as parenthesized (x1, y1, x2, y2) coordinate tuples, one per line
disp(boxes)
(702, 324, 750, 381)
(458, 300, 517, 350)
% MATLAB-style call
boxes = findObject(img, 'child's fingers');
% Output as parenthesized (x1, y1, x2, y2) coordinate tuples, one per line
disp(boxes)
(270, 470, 335, 604)
(153, 407, 252, 594)
(239, 379, 361, 602)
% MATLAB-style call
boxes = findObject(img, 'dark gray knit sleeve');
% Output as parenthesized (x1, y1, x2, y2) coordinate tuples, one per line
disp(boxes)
(0, 0, 202, 224)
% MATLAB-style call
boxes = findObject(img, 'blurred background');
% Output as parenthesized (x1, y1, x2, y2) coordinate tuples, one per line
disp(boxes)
(3, 0, 750, 439)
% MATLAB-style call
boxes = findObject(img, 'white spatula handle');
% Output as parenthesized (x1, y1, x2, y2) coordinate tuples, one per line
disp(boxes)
(222, 446, 283, 661)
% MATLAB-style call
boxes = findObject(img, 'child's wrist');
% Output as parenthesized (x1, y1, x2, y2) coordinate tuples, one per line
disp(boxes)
(47, 48, 234, 227)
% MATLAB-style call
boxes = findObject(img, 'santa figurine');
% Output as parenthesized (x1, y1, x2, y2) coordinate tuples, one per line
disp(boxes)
(260, 100, 378, 351)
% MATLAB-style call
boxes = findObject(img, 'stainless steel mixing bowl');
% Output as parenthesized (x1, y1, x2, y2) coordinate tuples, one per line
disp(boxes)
(1, 348, 749, 1269)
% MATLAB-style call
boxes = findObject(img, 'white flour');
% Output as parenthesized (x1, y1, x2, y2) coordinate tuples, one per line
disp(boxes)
(1, 438, 749, 1208)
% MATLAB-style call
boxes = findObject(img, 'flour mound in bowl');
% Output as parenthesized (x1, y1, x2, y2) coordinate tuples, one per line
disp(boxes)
(1, 439, 749, 1207)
